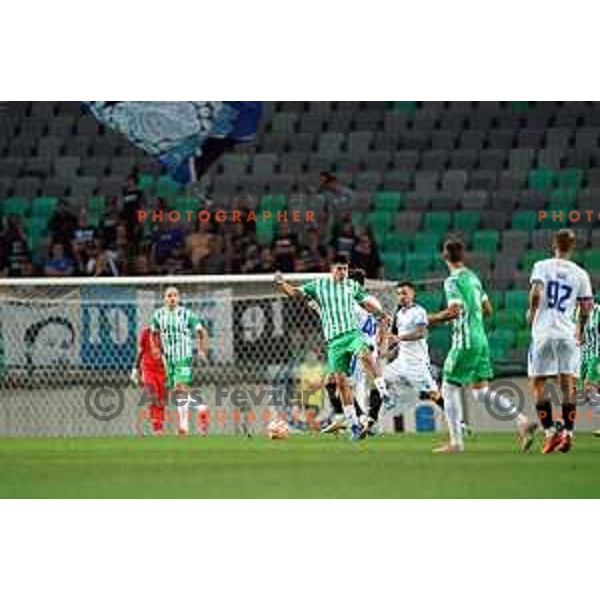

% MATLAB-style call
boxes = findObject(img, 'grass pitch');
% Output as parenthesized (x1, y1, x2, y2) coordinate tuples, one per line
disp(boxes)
(1, 433, 600, 498)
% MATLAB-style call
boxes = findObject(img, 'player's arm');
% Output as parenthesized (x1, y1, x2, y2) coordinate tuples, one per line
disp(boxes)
(576, 271, 594, 345)
(188, 312, 209, 359)
(481, 292, 493, 318)
(429, 277, 462, 325)
(527, 262, 545, 326)
(275, 272, 303, 298)
(388, 324, 427, 343)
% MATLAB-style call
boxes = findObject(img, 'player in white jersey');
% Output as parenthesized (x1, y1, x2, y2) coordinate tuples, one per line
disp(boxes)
(528, 229, 593, 454)
(382, 281, 444, 414)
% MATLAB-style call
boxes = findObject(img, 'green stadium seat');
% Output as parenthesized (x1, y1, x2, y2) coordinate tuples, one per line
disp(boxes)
(557, 169, 583, 190)
(516, 329, 531, 349)
(504, 290, 529, 314)
(173, 198, 200, 214)
(1, 197, 29, 217)
(428, 327, 451, 355)
(156, 176, 183, 200)
(412, 231, 442, 255)
(489, 329, 517, 357)
(418, 291, 444, 312)
(453, 211, 480, 232)
(529, 168, 556, 191)
(352, 212, 368, 230)
(261, 194, 287, 212)
(138, 174, 156, 192)
(522, 249, 546, 272)
(31, 196, 58, 217)
(510, 101, 531, 111)
(367, 210, 393, 237)
(88, 196, 106, 216)
(381, 252, 404, 279)
(373, 191, 403, 212)
(404, 253, 433, 280)
(382, 232, 410, 253)
(394, 101, 417, 112)
(424, 212, 451, 234)
(583, 249, 600, 270)
(471, 230, 499, 255)
(487, 291, 504, 310)
(256, 221, 275, 246)
(511, 211, 539, 230)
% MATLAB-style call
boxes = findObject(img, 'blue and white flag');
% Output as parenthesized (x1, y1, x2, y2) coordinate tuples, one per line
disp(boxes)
(84, 101, 263, 183)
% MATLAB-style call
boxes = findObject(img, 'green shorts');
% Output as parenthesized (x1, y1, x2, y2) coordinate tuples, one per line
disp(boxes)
(443, 345, 493, 386)
(327, 330, 369, 376)
(579, 357, 600, 389)
(166, 358, 193, 388)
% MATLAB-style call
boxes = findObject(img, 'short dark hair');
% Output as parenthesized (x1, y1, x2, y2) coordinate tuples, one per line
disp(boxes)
(396, 280, 415, 291)
(553, 229, 576, 254)
(331, 254, 349, 266)
(443, 238, 465, 264)
(349, 268, 366, 285)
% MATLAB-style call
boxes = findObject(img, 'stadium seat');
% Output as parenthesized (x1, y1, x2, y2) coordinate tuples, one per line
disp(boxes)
(381, 252, 404, 279)
(31, 196, 57, 217)
(423, 212, 451, 234)
(504, 290, 529, 314)
(453, 211, 480, 233)
(511, 211, 539, 230)
(471, 230, 499, 254)
(1, 197, 29, 217)
(373, 191, 403, 212)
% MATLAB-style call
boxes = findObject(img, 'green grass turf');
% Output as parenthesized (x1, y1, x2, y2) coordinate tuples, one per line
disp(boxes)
(1, 433, 600, 498)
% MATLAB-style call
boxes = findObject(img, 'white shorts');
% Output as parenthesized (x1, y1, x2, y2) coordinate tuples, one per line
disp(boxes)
(384, 356, 439, 395)
(528, 337, 580, 378)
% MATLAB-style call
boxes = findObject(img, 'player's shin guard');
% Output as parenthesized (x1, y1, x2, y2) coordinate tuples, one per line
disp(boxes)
(326, 382, 343, 415)
(442, 382, 464, 449)
(562, 403, 577, 435)
(150, 404, 165, 433)
(368, 389, 383, 423)
(536, 400, 554, 431)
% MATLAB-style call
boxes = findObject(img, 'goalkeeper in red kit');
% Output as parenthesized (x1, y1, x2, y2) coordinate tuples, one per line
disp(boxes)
(131, 326, 167, 435)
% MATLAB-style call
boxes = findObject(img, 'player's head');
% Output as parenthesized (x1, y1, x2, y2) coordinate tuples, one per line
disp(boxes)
(348, 268, 366, 286)
(164, 286, 180, 309)
(442, 238, 466, 267)
(553, 229, 576, 258)
(330, 254, 349, 281)
(396, 281, 416, 307)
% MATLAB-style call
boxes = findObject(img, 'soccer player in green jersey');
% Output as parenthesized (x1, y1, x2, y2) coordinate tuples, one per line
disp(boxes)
(429, 239, 533, 453)
(275, 255, 392, 440)
(150, 287, 209, 435)
(580, 302, 600, 436)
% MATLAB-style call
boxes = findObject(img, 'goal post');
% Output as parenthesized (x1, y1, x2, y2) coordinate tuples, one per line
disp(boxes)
(0, 274, 401, 437)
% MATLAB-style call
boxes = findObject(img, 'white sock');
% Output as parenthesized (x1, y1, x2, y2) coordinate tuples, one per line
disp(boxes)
(178, 395, 190, 432)
(442, 381, 464, 449)
(343, 404, 359, 427)
(474, 387, 527, 425)
(374, 376, 388, 397)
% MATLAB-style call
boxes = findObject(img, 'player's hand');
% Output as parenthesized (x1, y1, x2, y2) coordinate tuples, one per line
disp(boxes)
(197, 349, 208, 363)
(130, 368, 140, 386)
(274, 271, 284, 286)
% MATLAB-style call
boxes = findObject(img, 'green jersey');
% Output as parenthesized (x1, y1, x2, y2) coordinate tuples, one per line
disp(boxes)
(301, 277, 369, 342)
(582, 303, 600, 364)
(150, 306, 205, 363)
(444, 267, 489, 350)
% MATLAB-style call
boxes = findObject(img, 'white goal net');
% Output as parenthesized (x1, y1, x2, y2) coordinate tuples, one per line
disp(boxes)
(0, 275, 403, 437)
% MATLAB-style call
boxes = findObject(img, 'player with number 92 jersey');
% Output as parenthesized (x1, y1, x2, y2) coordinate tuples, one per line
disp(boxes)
(528, 257, 592, 377)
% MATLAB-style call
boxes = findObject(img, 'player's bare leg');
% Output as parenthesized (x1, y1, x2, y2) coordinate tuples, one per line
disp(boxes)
(359, 350, 395, 411)
(470, 381, 536, 452)
(336, 373, 364, 440)
(174, 384, 191, 436)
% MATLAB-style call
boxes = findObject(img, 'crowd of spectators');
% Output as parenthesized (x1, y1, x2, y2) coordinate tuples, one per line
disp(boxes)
(0, 172, 383, 279)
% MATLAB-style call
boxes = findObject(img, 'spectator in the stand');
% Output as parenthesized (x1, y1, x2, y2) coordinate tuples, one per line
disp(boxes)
(3, 215, 32, 277)
(150, 217, 185, 268)
(163, 244, 191, 275)
(48, 200, 77, 246)
(329, 219, 356, 262)
(302, 227, 328, 272)
(72, 209, 97, 254)
(121, 172, 144, 248)
(133, 252, 151, 276)
(256, 247, 275, 274)
(226, 222, 253, 273)
(88, 241, 119, 277)
(351, 231, 382, 279)
(186, 219, 213, 272)
(203, 234, 227, 274)
(101, 197, 121, 249)
(271, 222, 298, 272)
(317, 171, 354, 212)
(44, 242, 75, 277)
(240, 243, 260, 273)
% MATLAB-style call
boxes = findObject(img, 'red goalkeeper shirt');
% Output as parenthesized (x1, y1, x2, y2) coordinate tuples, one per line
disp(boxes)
(138, 326, 165, 375)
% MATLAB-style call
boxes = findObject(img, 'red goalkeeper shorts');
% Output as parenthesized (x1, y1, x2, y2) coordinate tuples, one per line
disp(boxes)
(141, 369, 167, 405)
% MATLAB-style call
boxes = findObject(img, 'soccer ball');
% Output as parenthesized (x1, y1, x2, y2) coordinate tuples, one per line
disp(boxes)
(267, 419, 289, 440)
